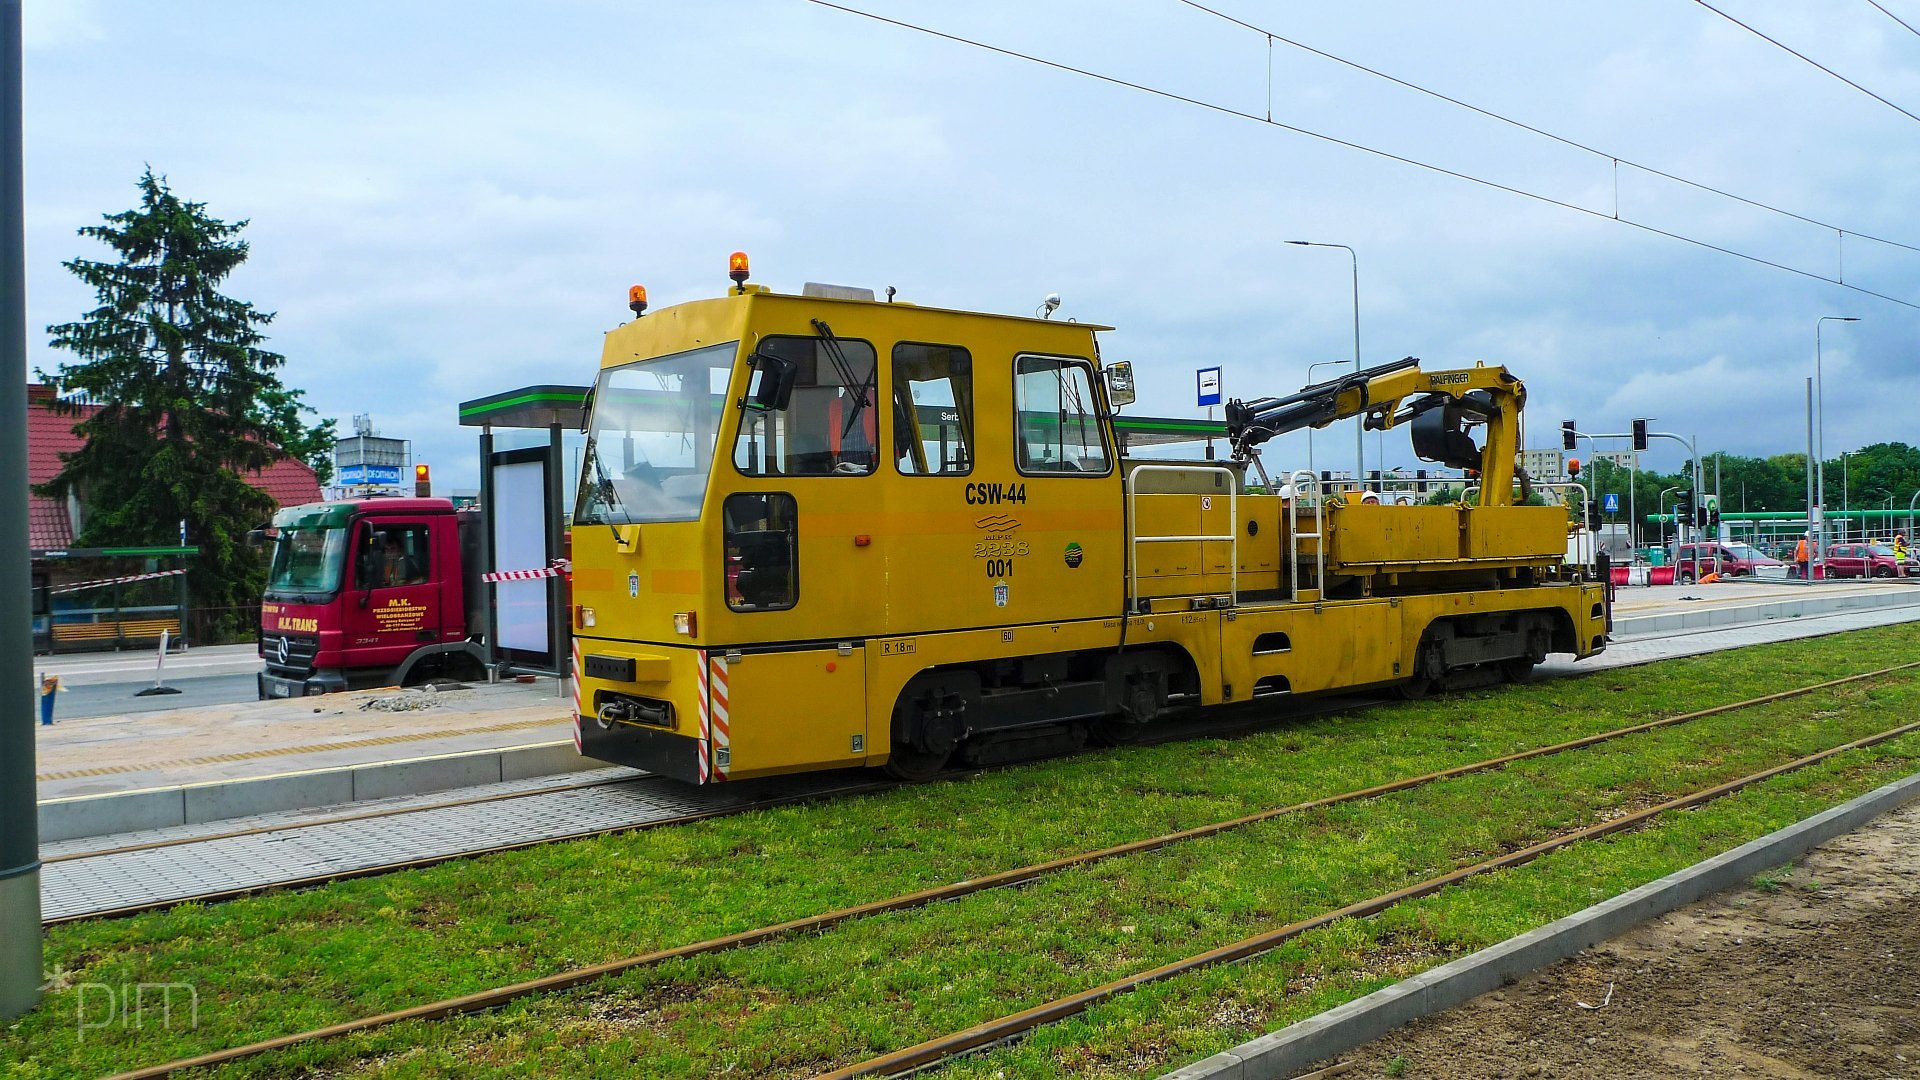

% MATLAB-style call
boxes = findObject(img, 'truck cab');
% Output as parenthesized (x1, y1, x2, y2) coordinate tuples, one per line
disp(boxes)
(258, 497, 484, 697)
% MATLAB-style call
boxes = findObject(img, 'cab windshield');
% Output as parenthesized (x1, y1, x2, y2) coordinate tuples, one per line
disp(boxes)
(266, 527, 350, 600)
(577, 341, 737, 525)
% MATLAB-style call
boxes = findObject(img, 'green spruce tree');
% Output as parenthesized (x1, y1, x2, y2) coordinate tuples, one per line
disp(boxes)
(37, 169, 335, 639)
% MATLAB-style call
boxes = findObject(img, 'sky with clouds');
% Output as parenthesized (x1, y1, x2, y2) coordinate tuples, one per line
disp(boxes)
(20, 0, 1920, 490)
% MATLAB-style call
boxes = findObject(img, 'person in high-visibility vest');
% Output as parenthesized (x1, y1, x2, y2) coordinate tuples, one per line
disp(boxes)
(1796, 535, 1810, 579)
(1896, 534, 1910, 564)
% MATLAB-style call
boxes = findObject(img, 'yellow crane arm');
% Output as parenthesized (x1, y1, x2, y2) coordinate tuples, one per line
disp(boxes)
(1222, 357, 1529, 504)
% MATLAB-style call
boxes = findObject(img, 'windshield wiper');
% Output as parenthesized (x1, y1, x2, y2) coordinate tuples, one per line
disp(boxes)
(583, 435, 627, 530)
(812, 319, 876, 440)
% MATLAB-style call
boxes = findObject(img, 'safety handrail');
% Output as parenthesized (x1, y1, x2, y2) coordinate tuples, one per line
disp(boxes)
(1126, 464, 1239, 612)
(1460, 480, 1597, 574)
(1283, 469, 1326, 600)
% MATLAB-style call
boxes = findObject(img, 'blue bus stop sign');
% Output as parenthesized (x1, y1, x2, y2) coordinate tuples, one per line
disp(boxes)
(1603, 493, 1620, 514)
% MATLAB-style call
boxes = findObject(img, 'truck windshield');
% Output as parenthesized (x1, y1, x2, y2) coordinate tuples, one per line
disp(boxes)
(577, 341, 737, 524)
(266, 527, 350, 599)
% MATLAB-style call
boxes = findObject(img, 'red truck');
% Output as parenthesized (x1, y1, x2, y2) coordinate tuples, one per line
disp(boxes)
(1824, 542, 1907, 579)
(257, 498, 489, 698)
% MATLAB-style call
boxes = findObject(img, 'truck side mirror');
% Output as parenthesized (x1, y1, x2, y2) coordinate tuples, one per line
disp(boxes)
(1104, 361, 1136, 408)
(744, 351, 798, 412)
(246, 528, 267, 548)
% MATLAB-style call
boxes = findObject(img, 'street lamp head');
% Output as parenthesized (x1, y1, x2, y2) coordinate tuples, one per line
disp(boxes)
(1286, 240, 1310, 246)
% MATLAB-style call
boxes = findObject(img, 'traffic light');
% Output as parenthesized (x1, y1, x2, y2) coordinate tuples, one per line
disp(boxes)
(1631, 419, 1649, 452)
(1584, 499, 1603, 531)
(1567, 457, 1582, 479)
(1676, 490, 1694, 526)
(1562, 420, 1577, 452)
(414, 463, 431, 498)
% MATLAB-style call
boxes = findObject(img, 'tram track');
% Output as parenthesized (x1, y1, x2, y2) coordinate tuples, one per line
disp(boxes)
(44, 604, 1920, 928)
(100, 661, 1920, 1079)
(822, 714, 1920, 1079)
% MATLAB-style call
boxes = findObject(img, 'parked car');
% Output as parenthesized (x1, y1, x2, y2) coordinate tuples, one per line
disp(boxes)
(1824, 543, 1907, 579)
(1670, 541, 1785, 584)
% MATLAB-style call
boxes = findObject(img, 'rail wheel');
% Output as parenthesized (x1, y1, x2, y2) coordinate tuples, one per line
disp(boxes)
(1398, 636, 1444, 699)
(1500, 656, 1537, 683)
(884, 673, 974, 782)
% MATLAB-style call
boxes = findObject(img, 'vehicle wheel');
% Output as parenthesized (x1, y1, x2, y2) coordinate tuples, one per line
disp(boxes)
(884, 674, 972, 781)
(1678, 572, 1695, 585)
(1499, 657, 1537, 684)
(1875, 566, 1894, 578)
(1089, 713, 1151, 745)
(882, 744, 950, 781)
(1395, 676, 1437, 700)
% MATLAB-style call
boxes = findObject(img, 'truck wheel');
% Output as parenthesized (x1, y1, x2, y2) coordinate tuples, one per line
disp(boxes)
(1679, 571, 1695, 585)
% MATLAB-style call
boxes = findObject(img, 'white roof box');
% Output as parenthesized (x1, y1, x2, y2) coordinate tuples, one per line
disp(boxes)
(801, 282, 877, 301)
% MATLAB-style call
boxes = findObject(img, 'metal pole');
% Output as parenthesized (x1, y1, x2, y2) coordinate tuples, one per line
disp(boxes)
(0, 0, 45, 1020)
(1304, 359, 1344, 487)
(1814, 316, 1860, 562)
(478, 425, 497, 674)
(1287, 241, 1361, 484)
(1347, 247, 1362, 486)
(1628, 451, 1638, 556)
(545, 422, 568, 679)
(1806, 378, 1816, 580)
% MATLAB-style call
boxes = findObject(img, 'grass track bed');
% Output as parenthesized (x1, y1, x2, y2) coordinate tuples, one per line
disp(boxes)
(9, 626, 1920, 1077)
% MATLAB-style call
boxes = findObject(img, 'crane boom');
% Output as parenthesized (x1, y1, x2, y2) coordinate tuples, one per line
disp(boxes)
(1222, 357, 1528, 504)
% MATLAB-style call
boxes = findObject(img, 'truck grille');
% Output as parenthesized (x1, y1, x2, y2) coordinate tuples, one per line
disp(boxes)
(262, 632, 320, 677)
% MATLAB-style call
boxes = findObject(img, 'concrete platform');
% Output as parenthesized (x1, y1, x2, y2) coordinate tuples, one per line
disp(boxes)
(1610, 577, 1920, 636)
(34, 677, 574, 801)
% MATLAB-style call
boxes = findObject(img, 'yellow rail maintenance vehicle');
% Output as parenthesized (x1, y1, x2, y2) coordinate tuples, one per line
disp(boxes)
(570, 255, 1608, 783)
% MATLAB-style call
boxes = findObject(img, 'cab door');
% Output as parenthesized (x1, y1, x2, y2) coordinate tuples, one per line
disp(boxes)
(343, 516, 443, 671)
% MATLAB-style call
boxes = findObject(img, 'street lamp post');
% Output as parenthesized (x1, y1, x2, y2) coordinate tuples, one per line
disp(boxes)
(1288, 241, 1361, 487)
(1, 0, 44, 1021)
(1304, 358, 1347, 486)
(1815, 315, 1860, 561)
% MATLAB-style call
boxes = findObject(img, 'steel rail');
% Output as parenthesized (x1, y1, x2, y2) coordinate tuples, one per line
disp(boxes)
(51, 598, 1919, 924)
(103, 662, 1920, 1080)
(44, 773, 649, 864)
(822, 715, 1920, 1078)
(46, 778, 894, 927)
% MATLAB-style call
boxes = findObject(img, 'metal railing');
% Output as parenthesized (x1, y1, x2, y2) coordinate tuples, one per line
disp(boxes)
(1284, 470, 1326, 600)
(1126, 464, 1239, 612)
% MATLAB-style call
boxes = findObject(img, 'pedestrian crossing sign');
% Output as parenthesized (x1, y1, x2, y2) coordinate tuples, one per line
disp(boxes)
(1603, 493, 1620, 513)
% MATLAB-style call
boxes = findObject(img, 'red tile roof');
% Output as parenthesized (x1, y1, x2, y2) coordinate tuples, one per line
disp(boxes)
(27, 384, 323, 549)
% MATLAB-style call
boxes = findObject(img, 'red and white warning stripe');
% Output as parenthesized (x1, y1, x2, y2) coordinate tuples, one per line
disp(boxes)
(694, 649, 712, 784)
(569, 638, 584, 754)
(482, 558, 572, 583)
(49, 568, 188, 595)
(708, 653, 731, 782)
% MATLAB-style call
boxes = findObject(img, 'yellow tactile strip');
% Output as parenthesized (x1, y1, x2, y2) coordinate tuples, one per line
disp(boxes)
(37, 716, 561, 781)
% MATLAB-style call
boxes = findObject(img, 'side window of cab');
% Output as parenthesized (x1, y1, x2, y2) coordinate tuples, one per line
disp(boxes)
(1012, 355, 1111, 476)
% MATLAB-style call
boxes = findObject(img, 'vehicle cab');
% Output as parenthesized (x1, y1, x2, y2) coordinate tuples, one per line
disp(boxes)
(570, 280, 1121, 782)
(258, 498, 477, 696)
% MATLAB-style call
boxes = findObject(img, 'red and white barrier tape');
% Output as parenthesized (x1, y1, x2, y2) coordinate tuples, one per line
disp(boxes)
(49, 568, 188, 595)
(482, 559, 572, 583)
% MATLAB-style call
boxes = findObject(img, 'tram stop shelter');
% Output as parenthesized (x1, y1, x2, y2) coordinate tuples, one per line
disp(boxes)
(458, 385, 588, 679)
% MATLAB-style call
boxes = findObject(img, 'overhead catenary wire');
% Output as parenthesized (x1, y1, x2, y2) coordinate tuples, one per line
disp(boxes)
(797, 0, 1920, 312)
(1692, 0, 1920, 127)
(1864, 0, 1920, 42)
(1176, 0, 1920, 256)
